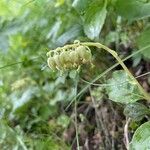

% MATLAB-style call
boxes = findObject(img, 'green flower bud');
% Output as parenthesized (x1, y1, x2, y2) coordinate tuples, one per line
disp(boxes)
(53, 55, 63, 70)
(59, 51, 67, 65)
(64, 62, 73, 69)
(64, 51, 71, 63)
(82, 50, 92, 63)
(69, 51, 80, 65)
(47, 44, 92, 72)
(76, 46, 92, 63)
(47, 57, 56, 70)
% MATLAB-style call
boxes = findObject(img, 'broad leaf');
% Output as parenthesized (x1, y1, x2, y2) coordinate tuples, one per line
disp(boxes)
(56, 24, 83, 46)
(136, 27, 150, 60)
(72, 0, 91, 14)
(130, 121, 150, 150)
(116, 0, 150, 20)
(106, 70, 142, 104)
(83, 1, 107, 40)
(124, 102, 150, 121)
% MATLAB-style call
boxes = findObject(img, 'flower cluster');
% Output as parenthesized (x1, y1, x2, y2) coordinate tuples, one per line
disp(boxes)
(46, 45, 92, 71)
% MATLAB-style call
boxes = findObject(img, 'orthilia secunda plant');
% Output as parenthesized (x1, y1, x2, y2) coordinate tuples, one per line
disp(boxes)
(46, 40, 150, 102)
(46, 40, 93, 71)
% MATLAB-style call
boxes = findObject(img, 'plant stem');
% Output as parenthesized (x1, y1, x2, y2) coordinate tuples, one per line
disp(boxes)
(82, 42, 150, 101)
(74, 74, 80, 150)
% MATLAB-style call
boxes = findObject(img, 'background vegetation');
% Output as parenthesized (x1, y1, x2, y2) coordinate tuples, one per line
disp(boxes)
(0, 0, 150, 149)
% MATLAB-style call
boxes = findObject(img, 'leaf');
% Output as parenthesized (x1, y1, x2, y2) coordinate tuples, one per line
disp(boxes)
(124, 102, 150, 121)
(136, 27, 150, 60)
(116, 0, 150, 20)
(72, 0, 91, 14)
(56, 24, 83, 46)
(46, 20, 62, 41)
(132, 50, 142, 67)
(0, 0, 22, 18)
(130, 121, 150, 150)
(83, 1, 107, 40)
(55, 0, 65, 7)
(57, 115, 70, 128)
(106, 70, 142, 104)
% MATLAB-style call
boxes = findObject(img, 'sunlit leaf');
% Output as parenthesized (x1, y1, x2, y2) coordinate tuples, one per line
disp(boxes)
(72, 0, 91, 14)
(106, 70, 142, 104)
(130, 121, 150, 150)
(83, 0, 107, 40)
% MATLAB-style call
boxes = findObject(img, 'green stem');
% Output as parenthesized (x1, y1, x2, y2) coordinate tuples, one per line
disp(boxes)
(82, 42, 150, 101)
(74, 75, 80, 150)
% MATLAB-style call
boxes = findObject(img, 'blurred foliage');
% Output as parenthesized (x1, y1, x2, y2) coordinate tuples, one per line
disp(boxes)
(116, 0, 150, 20)
(0, 0, 150, 149)
(137, 27, 150, 60)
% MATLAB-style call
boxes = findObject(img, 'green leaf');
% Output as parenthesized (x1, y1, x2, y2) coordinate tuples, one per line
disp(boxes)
(130, 121, 150, 150)
(72, 0, 91, 14)
(137, 28, 150, 60)
(132, 50, 142, 67)
(57, 114, 70, 128)
(124, 102, 150, 121)
(106, 70, 142, 104)
(83, 1, 107, 40)
(56, 24, 83, 46)
(116, 0, 150, 20)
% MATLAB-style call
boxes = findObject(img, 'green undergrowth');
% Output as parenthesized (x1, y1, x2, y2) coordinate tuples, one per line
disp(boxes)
(1, 0, 150, 149)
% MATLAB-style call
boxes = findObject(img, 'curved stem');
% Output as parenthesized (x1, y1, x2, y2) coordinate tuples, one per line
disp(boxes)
(82, 42, 150, 101)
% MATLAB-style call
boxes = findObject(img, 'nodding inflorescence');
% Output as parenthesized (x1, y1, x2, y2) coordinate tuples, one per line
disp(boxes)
(46, 41, 92, 71)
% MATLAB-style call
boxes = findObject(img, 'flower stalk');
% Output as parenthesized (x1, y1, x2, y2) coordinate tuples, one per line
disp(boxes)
(47, 41, 150, 101)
